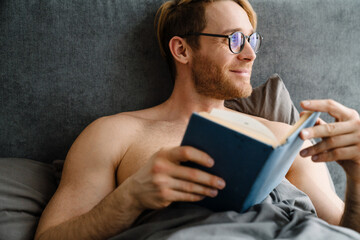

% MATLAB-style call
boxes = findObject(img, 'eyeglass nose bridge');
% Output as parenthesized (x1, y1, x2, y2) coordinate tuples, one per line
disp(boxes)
(243, 35, 255, 53)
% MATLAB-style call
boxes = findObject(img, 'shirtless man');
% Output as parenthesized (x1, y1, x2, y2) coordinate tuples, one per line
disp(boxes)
(35, 0, 360, 239)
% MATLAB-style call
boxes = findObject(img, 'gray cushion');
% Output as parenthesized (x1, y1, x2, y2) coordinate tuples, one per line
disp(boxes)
(0, 158, 57, 240)
(225, 74, 299, 125)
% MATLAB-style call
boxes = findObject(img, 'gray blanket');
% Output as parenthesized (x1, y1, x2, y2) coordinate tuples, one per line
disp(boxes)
(110, 180, 360, 240)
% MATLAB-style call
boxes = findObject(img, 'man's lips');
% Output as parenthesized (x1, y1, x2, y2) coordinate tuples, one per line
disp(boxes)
(229, 69, 251, 76)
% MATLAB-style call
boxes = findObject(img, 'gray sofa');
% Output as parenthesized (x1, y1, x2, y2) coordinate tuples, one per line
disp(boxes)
(1, 0, 360, 239)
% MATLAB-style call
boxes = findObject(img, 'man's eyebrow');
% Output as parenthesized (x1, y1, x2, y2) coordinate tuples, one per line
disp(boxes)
(221, 28, 254, 35)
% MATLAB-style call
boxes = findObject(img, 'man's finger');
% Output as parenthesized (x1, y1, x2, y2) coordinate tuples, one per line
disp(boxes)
(170, 178, 219, 198)
(300, 133, 359, 157)
(315, 117, 327, 126)
(300, 99, 359, 121)
(310, 145, 360, 163)
(169, 163, 226, 190)
(165, 189, 205, 202)
(165, 146, 215, 167)
(300, 120, 356, 140)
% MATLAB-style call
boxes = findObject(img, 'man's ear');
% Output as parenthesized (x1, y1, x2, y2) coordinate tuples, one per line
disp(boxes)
(168, 36, 191, 65)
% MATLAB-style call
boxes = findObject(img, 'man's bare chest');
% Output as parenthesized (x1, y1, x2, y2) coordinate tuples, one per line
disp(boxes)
(116, 122, 187, 184)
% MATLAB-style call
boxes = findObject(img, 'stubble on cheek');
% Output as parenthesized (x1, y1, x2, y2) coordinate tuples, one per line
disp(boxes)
(191, 55, 253, 100)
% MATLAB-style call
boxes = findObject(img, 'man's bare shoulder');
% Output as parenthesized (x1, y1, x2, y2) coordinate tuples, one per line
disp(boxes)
(92, 106, 162, 130)
(67, 110, 154, 164)
(85, 109, 159, 144)
(84, 113, 144, 139)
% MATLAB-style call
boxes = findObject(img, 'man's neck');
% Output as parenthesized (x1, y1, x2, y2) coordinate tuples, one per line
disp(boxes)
(157, 76, 226, 123)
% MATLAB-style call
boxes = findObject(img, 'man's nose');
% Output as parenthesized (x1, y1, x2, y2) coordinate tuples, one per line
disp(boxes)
(237, 41, 256, 62)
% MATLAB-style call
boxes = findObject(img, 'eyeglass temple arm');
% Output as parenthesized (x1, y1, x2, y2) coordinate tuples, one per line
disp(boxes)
(180, 32, 230, 39)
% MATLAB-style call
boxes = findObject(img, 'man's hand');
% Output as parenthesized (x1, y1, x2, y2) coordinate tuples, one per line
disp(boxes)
(124, 146, 226, 211)
(299, 99, 360, 183)
(298, 99, 360, 232)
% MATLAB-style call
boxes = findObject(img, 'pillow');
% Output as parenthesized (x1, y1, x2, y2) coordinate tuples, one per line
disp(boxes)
(225, 73, 300, 125)
(0, 158, 57, 240)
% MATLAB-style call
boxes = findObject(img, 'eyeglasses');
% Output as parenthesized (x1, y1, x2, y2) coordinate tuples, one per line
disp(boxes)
(180, 31, 263, 54)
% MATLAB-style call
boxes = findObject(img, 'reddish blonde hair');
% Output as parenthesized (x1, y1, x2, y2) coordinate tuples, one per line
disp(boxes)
(154, 0, 257, 80)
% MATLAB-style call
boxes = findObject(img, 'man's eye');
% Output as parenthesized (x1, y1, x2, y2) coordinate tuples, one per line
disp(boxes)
(231, 35, 241, 45)
(230, 39, 239, 48)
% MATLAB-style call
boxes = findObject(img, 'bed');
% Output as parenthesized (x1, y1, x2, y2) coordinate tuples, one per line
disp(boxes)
(1, 0, 360, 239)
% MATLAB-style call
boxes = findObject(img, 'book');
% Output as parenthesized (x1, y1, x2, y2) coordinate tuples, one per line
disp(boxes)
(180, 109, 320, 212)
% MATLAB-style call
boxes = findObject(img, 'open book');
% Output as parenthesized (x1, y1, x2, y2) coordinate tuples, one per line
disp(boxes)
(181, 109, 320, 212)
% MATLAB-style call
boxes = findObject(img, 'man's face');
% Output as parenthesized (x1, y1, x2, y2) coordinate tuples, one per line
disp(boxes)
(190, 0, 256, 100)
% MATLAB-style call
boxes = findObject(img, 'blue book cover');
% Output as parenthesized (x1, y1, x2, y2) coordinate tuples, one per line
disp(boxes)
(181, 110, 320, 212)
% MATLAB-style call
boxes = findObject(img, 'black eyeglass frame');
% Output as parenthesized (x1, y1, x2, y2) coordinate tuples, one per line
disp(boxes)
(180, 31, 263, 54)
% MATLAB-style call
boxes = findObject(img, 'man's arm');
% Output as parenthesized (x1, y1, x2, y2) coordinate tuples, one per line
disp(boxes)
(299, 99, 360, 232)
(286, 140, 344, 225)
(36, 181, 144, 240)
(341, 180, 360, 230)
(35, 116, 225, 240)
(35, 116, 142, 239)
(267, 120, 344, 225)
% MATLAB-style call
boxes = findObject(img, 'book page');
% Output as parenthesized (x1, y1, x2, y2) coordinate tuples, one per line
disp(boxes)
(209, 109, 278, 142)
(197, 109, 278, 147)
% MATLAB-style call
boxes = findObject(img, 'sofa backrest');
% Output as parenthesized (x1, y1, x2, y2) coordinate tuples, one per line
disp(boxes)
(1, 0, 359, 163)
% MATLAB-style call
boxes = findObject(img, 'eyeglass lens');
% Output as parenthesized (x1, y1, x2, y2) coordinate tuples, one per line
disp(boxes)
(230, 32, 261, 53)
(230, 32, 244, 53)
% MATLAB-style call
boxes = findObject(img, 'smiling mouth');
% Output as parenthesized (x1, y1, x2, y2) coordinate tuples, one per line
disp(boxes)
(229, 70, 251, 77)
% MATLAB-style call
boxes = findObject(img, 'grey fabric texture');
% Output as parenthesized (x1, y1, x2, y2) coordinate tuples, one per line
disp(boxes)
(225, 74, 300, 125)
(1, 0, 359, 218)
(0, 158, 57, 240)
(1, 0, 172, 163)
(110, 179, 360, 240)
